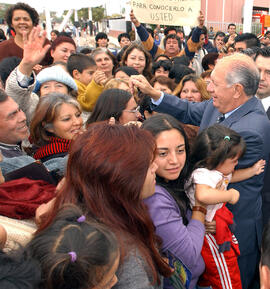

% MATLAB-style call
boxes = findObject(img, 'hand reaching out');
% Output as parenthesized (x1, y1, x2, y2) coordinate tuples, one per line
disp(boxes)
(252, 159, 266, 175)
(129, 75, 161, 100)
(129, 75, 151, 93)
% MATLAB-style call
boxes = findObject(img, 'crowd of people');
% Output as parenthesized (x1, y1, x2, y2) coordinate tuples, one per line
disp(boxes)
(1, 2, 270, 289)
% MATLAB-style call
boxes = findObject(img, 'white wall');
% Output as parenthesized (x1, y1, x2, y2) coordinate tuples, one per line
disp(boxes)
(108, 18, 126, 32)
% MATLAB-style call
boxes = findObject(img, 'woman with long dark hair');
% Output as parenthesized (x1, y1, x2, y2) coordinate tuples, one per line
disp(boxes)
(87, 89, 142, 125)
(142, 114, 206, 289)
(37, 123, 171, 288)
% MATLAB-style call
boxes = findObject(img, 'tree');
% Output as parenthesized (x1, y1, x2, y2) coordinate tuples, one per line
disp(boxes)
(78, 8, 88, 21)
(92, 6, 105, 22)
(69, 8, 88, 23)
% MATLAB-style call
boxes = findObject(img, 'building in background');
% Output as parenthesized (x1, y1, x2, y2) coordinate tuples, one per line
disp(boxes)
(202, 0, 270, 34)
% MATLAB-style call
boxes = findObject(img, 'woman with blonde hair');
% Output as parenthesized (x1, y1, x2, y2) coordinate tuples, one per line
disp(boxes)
(30, 93, 83, 163)
(104, 78, 139, 102)
(104, 78, 130, 92)
(173, 74, 210, 102)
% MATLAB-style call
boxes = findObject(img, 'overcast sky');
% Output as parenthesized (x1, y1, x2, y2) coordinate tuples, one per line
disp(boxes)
(100, 0, 127, 15)
(1, 0, 128, 15)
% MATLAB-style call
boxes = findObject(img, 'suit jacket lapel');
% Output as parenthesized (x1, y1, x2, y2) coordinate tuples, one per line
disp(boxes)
(266, 107, 270, 120)
(199, 104, 220, 131)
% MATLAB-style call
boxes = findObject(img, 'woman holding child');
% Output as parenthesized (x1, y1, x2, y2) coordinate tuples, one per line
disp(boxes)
(142, 114, 206, 289)
(142, 114, 264, 288)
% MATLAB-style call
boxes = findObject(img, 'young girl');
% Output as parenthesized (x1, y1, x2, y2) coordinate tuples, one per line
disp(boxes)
(187, 124, 265, 289)
(27, 204, 119, 289)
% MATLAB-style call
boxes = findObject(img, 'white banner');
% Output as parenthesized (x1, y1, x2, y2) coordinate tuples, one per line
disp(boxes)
(131, 0, 201, 26)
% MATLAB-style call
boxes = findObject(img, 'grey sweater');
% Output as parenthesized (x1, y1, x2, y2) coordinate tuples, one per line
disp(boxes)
(6, 67, 39, 126)
(114, 248, 163, 289)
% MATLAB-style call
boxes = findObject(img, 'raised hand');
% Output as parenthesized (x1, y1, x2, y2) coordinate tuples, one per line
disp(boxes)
(19, 26, 51, 76)
(198, 11, 205, 28)
(227, 34, 237, 47)
(130, 10, 141, 27)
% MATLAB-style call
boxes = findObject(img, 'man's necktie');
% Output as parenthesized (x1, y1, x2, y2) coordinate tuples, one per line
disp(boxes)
(217, 114, 225, 123)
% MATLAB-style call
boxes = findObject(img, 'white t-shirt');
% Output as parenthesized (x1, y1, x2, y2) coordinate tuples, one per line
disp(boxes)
(186, 168, 232, 222)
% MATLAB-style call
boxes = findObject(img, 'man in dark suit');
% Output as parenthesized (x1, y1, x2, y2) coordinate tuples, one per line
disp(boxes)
(131, 53, 270, 289)
(254, 47, 270, 227)
(255, 47, 270, 115)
